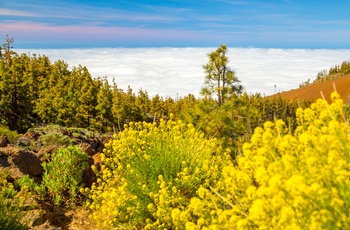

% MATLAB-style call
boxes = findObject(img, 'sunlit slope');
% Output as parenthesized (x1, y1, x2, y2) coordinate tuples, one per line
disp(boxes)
(273, 73, 350, 103)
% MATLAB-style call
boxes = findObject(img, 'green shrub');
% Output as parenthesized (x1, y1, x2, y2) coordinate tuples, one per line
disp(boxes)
(88, 119, 231, 229)
(41, 146, 89, 206)
(0, 125, 20, 144)
(67, 127, 95, 139)
(0, 172, 28, 229)
(15, 175, 35, 190)
(39, 132, 73, 147)
(0, 199, 28, 230)
(14, 146, 90, 207)
(37, 124, 62, 133)
(0, 172, 17, 199)
(15, 174, 47, 202)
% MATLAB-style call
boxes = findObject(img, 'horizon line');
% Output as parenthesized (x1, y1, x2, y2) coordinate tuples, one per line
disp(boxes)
(13, 46, 350, 50)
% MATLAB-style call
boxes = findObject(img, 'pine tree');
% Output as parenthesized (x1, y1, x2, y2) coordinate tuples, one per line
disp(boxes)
(34, 60, 70, 125)
(136, 89, 151, 118)
(0, 51, 32, 131)
(111, 80, 124, 132)
(95, 77, 113, 132)
(1, 35, 14, 68)
(74, 66, 97, 128)
(201, 44, 242, 106)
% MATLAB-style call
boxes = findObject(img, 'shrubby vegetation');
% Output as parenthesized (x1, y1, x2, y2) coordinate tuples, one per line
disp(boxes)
(0, 145, 90, 227)
(39, 132, 73, 147)
(89, 92, 350, 229)
(41, 146, 89, 205)
(87, 118, 231, 228)
(0, 125, 19, 144)
(181, 93, 311, 155)
(182, 92, 350, 229)
(14, 146, 90, 206)
(0, 172, 28, 229)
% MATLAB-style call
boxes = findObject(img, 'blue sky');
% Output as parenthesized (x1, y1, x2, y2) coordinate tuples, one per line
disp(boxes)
(1, 0, 350, 48)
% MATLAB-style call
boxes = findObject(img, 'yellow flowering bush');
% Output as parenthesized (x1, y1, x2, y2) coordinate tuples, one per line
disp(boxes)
(181, 92, 350, 229)
(88, 118, 231, 229)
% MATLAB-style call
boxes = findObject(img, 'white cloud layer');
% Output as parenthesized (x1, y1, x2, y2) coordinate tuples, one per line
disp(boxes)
(16, 47, 350, 98)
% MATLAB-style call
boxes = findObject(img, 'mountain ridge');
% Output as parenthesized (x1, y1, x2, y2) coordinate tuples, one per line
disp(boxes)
(271, 73, 350, 103)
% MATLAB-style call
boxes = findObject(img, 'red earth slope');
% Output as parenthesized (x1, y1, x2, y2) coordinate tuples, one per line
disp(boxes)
(272, 73, 350, 103)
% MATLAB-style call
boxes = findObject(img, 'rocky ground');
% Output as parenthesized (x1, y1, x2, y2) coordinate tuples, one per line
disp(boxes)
(0, 126, 110, 229)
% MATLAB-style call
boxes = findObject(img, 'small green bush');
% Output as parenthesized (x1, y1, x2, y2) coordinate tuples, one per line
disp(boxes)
(15, 175, 39, 194)
(14, 146, 91, 207)
(15, 175, 47, 202)
(41, 145, 89, 206)
(0, 125, 20, 144)
(39, 132, 73, 147)
(0, 200, 28, 230)
(0, 172, 17, 199)
(0, 172, 28, 230)
(38, 124, 62, 133)
(67, 127, 95, 139)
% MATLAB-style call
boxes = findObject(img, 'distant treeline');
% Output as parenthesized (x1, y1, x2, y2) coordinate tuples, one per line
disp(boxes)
(300, 60, 350, 87)
(0, 37, 312, 151)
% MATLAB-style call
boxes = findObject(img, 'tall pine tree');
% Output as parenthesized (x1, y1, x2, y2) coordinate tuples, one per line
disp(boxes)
(201, 44, 242, 106)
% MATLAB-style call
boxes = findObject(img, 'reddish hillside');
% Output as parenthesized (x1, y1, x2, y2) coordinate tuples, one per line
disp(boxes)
(272, 73, 350, 103)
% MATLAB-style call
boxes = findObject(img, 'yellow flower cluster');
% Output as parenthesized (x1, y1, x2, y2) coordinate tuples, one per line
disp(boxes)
(180, 92, 350, 229)
(87, 118, 231, 229)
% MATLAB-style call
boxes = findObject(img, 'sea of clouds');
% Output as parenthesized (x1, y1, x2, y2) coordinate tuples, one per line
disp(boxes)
(15, 47, 350, 98)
